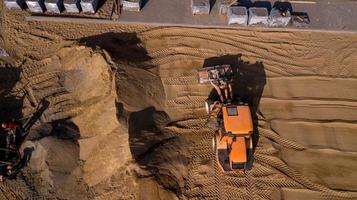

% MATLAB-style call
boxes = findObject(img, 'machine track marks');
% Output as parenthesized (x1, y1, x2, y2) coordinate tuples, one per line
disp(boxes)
(255, 154, 357, 199)
(166, 96, 206, 108)
(149, 29, 357, 199)
(162, 75, 198, 86)
(258, 127, 306, 151)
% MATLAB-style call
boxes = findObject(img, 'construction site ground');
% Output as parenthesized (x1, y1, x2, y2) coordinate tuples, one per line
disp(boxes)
(1, 1, 357, 199)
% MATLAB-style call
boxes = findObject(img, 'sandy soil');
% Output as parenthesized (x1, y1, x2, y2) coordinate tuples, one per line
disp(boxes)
(1, 2, 357, 200)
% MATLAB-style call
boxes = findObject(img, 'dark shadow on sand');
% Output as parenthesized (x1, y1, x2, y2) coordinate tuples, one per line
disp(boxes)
(79, 32, 152, 64)
(117, 105, 189, 194)
(0, 67, 23, 123)
(125, 106, 171, 164)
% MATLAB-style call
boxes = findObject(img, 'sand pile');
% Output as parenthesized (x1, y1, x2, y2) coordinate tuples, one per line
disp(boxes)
(3, 45, 112, 199)
(0, 40, 182, 199)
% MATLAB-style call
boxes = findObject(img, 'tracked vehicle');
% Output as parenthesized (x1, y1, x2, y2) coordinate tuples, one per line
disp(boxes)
(198, 65, 253, 171)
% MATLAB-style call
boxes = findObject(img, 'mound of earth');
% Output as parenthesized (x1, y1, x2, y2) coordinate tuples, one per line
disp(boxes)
(0, 43, 182, 199)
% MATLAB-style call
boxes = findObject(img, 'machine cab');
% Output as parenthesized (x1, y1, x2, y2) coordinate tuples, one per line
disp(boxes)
(222, 105, 253, 135)
(222, 105, 253, 169)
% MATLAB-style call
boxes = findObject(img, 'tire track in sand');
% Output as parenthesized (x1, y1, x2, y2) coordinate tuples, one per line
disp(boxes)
(150, 30, 357, 199)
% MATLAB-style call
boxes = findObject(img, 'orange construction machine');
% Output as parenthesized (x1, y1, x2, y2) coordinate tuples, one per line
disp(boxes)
(198, 65, 254, 171)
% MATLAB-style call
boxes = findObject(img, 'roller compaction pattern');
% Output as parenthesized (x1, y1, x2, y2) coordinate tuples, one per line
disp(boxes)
(144, 28, 357, 199)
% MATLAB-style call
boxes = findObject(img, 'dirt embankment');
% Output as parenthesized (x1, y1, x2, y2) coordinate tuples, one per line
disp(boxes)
(1, 4, 357, 200)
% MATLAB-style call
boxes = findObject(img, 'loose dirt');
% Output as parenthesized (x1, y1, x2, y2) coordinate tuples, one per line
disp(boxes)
(1, 2, 357, 200)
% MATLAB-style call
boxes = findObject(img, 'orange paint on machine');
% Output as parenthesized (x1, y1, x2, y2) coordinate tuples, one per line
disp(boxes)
(199, 64, 254, 171)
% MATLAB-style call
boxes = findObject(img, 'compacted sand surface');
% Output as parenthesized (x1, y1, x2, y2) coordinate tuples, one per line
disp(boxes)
(1, 2, 357, 199)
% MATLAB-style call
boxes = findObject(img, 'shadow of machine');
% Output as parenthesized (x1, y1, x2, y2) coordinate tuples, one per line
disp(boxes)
(202, 54, 266, 170)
